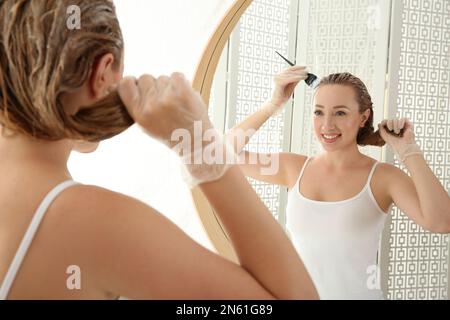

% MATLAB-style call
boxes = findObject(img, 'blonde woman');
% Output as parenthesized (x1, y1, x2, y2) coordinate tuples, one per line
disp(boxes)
(0, 0, 318, 300)
(227, 67, 450, 300)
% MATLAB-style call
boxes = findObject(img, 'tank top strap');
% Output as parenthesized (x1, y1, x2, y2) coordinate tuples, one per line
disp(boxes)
(366, 161, 379, 187)
(0, 180, 79, 300)
(292, 157, 312, 189)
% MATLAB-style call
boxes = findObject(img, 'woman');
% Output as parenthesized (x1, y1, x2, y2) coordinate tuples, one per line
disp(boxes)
(227, 67, 450, 300)
(0, 0, 318, 300)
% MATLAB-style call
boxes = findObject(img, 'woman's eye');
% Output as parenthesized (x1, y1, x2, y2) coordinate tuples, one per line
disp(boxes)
(336, 111, 346, 116)
(314, 110, 322, 116)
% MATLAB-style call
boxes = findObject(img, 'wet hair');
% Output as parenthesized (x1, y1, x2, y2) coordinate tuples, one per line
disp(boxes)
(0, 0, 133, 142)
(317, 72, 385, 147)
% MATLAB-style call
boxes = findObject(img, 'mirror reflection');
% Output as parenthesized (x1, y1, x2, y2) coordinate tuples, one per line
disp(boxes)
(208, 0, 450, 300)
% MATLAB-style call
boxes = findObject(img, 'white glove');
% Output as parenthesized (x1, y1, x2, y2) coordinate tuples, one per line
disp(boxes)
(378, 118, 422, 163)
(118, 73, 236, 188)
(179, 134, 237, 188)
(261, 66, 309, 117)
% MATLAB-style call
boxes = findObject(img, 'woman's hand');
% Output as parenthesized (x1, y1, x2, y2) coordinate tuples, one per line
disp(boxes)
(378, 118, 422, 162)
(118, 73, 212, 149)
(263, 66, 308, 116)
(118, 73, 236, 188)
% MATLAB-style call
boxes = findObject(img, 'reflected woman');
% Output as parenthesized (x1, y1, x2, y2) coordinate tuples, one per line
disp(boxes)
(227, 67, 450, 300)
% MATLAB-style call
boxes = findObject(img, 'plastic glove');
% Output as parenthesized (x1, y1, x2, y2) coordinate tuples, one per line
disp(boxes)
(261, 66, 309, 117)
(378, 118, 422, 163)
(118, 73, 236, 188)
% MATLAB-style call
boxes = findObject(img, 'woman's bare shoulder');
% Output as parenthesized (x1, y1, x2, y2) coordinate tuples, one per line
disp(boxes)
(45, 184, 164, 272)
(374, 161, 404, 176)
(54, 184, 147, 211)
(371, 161, 408, 192)
(49, 184, 157, 232)
(279, 153, 308, 189)
(280, 152, 308, 165)
(46, 184, 160, 253)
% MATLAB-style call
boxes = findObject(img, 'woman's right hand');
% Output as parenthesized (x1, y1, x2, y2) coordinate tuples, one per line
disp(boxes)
(270, 66, 308, 110)
(118, 73, 212, 149)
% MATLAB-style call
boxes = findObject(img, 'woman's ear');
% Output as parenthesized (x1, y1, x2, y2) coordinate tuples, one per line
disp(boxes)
(361, 109, 371, 127)
(89, 53, 116, 99)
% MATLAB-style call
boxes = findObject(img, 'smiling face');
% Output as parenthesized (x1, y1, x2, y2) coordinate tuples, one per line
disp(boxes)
(313, 84, 370, 152)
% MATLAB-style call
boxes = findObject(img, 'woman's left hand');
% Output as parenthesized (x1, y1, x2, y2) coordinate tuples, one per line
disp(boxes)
(378, 118, 414, 145)
(378, 118, 422, 162)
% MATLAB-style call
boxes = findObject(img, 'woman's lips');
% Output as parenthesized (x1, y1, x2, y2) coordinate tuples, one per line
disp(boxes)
(321, 134, 342, 143)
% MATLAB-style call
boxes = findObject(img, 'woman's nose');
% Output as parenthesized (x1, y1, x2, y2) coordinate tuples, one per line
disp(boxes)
(322, 115, 336, 131)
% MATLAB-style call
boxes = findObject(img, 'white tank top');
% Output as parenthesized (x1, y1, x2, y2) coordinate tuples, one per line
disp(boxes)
(286, 158, 388, 300)
(0, 180, 79, 300)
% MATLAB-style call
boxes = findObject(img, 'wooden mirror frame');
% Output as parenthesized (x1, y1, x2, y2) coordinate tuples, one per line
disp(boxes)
(191, 0, 253, 262)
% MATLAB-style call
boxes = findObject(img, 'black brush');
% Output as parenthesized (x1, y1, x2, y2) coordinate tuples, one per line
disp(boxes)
(275, 51, 320, 89)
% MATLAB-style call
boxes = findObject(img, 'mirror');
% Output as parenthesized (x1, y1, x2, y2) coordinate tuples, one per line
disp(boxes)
(193, 0, 450, 299)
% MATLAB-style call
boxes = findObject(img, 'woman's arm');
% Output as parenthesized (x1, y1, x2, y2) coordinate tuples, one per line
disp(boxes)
(225, 66, 309, 186)
(226, 101, 278, 154)
(379, 119, 450, 233)
(238, 151, 307, 188)
(226, 65, 308, 155)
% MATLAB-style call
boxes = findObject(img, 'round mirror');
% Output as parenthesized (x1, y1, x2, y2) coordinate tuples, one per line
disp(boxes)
(193, 0, 389, 263)
(193, 0, 450, 300)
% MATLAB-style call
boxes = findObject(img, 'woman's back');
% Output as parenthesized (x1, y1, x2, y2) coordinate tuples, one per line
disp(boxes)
(0, 157, 119, 299)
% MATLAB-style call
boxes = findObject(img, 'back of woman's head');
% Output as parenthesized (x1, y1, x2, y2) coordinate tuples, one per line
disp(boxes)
(0, 0, 132, 142)
(317, 72, 385, 147)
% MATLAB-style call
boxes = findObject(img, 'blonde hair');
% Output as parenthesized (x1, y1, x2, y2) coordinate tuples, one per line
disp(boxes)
(0, 0, 132, 142)
(317, 73, 385, 147)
